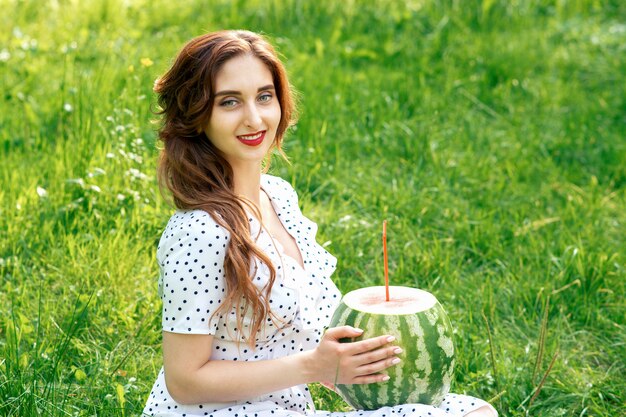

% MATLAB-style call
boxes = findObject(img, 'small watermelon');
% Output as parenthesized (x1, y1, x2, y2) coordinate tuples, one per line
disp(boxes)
(329, 286, 455, 410)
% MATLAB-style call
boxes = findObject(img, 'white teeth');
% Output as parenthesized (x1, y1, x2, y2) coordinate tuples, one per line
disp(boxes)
(239, 132, 262, 140)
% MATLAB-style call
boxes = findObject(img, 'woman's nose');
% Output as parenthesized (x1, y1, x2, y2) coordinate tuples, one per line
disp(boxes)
(243, 103, 262, 128)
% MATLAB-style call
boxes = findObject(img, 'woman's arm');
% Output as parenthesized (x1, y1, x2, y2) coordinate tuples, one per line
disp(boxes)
(163, 325, 402, 405)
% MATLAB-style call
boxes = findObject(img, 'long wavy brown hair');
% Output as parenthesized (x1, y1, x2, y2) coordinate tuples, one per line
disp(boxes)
(154, 30, 297, 347)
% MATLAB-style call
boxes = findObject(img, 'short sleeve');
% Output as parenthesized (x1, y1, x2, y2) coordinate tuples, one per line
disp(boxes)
(156, 210, 230, 335)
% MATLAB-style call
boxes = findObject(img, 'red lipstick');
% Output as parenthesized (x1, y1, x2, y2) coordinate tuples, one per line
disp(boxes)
(236, 131, 266, 146)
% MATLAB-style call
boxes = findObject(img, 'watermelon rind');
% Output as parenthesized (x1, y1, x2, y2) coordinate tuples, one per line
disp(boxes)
(328, 286, 455, 410)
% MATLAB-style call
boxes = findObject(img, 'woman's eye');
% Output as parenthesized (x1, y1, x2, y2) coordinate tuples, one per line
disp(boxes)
(219, 99, 238, 107)
(258, 93, 273, 102)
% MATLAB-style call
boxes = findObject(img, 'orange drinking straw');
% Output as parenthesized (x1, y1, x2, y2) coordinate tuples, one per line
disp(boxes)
(383, 220, 390, 302)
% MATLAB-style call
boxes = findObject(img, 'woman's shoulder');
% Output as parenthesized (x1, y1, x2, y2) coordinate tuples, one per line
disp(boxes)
(163, 208, 227, 232)
(261, 173, 298, 201)
(261, 173, 292, 188)
(158, 209, 230, 252)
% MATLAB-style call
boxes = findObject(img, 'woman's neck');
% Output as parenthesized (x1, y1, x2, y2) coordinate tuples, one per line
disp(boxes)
(232, 162, 263, 207)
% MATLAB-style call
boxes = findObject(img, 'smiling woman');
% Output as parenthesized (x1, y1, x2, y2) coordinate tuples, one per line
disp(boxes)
(144, 30, 497, 417)
(153, 30, 297, 361)
(203, 54, 281, 171)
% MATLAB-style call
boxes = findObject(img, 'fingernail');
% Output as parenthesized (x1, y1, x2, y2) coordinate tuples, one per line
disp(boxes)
(386, 336, 396, 343)
(382, 375, 390, 382)
(353, 327, 364, 333)
(394, 347, 403, 354)
(391, 358, 401, 365)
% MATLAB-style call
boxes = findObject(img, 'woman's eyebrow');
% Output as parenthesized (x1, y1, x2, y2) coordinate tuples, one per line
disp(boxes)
(214, 84, 275, 97)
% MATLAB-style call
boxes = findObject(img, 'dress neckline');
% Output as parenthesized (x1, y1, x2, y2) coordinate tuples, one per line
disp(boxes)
(258, 177, 306, 271)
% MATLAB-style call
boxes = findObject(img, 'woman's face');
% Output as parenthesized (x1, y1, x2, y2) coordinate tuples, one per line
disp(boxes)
(204, 54, 281, 171)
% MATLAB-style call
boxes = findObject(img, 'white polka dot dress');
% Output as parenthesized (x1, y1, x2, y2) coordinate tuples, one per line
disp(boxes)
(143, 175, 497, 417)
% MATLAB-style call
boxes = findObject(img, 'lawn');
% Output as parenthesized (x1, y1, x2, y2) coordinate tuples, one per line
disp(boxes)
(1, 0, 625, 416)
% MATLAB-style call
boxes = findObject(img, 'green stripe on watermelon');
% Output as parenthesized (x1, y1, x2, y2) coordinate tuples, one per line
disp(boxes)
(396, 313, 414, 404)
(353, 312, 376, 409)
(329, 286, 455, 410)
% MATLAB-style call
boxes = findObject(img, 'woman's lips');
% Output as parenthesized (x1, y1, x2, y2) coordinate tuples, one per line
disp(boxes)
(236, 130, 266, 146)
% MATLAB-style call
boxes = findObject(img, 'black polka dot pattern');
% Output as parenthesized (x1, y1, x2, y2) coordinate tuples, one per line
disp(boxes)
(156, 210, 229, 335)
(144, 175, 496, 417)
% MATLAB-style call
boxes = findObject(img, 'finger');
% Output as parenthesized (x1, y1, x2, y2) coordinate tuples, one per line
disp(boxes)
(345, 334, 396, 355)
(324, 326, 364, 341)
(353, 345, 403, 366)
(351, 372, 391, 385)
(355, 355, 401, 376)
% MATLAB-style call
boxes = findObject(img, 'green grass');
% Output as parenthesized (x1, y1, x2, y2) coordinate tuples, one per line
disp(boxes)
(1, 0, 625, 416)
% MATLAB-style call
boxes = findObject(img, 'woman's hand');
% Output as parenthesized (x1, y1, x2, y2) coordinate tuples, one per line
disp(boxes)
(305, 326, 402, 386)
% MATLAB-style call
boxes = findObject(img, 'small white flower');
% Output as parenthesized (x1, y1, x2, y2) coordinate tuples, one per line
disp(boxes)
(67, 178, 85, 188)
(609, 23, 626, 34)
(60, 42, 77, 54)
(36, 186, 48, 198)
(127, 152, 143, 163)
(106, 153, 115, 159)
(116, 194, 126, 201)
(125, 189, 141, 201)
(63, 103, 73, 112)
(0, 49, 10, 62)
(126, 168, 148, 181)
(89, 185, 101, 193)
